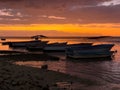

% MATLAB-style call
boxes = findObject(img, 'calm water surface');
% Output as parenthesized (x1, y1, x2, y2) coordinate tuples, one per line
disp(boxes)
(1, 37, 120, 89)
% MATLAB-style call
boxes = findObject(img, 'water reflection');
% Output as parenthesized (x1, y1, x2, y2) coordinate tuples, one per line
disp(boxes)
(1, 37, 120, 88)
(0, 43, 10, 50)
(14, 58, 120, 85)
(65, 61, 120, 85)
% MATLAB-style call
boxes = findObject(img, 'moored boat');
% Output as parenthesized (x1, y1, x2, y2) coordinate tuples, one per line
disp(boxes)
(43, 42, 67, 52)
(67, 43, 93, 48)
(26, 45, 45, 51)
(66, 51, 115, 59)
(66, 44, 114, 53)
(3, 40, 49, 48)
(66, 44, 115, 59)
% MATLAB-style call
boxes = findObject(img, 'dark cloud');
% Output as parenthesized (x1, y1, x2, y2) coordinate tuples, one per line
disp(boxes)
(0, 0, 108, 3)
(66, 5, 120, 24)
(0, 0, 119, 24)
(0, 0, 109, 8)
(0, 0, 24, 2)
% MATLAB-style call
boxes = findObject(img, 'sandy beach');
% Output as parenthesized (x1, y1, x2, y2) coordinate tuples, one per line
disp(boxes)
(0, 62, 79, 90)
(0, 61, 85, 90)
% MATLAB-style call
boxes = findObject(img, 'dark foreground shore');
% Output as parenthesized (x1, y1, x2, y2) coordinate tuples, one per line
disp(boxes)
(0, 60, 104, 90)
(0, 50, 107, 90)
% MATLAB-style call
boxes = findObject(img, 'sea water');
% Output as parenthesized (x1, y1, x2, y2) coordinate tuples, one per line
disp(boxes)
(1, 37, 120, 90)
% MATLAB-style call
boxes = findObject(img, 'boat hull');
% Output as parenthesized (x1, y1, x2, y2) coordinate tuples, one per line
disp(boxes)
(8, 40, 48, 47)
(26, 46, 44, 51)
(67, 51, 114, 59)
(43, 47, 66, 52)
(43, 42, 67, 52)
(43, 43, 93, 52)
(66, 44, 115, 59)
(66, 44, 114, 53)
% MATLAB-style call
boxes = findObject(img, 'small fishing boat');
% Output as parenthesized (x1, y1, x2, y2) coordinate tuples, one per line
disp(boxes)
(66, 51, 115, 59)
(43, 42, 67, 52)
(26, 45, 45, 51)
(1, 38, 6, 41)
(66, 44, 115, 59)
(66, 44, 114, 53)
(67, 43, 93, 48)
(3, 40, 49, 47)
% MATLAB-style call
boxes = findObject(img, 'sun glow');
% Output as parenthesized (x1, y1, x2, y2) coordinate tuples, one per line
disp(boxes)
(0, 23, 120, 36)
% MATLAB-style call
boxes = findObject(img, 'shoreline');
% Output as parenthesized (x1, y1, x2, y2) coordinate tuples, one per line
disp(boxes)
(0, 61, 103, 90)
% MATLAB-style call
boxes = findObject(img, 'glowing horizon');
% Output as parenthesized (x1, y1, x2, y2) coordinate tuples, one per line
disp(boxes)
(0, 0, 120, 36)
(0, 23, 120, 36)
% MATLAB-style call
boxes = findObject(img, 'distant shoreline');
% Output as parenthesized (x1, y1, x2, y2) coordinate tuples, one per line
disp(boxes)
(0, 36, 119, 39)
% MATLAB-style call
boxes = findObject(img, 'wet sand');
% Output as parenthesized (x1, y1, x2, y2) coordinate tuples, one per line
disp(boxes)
(0, 60, 104, 90)
(0, 50, 107, 90)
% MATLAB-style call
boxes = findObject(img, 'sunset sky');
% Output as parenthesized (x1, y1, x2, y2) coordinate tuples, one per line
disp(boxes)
(0, 0, 120, 36)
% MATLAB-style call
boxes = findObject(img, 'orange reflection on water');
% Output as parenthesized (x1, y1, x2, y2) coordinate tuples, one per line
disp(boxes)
(0, 44, 9, 50)
(14, 61, 45, 68)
